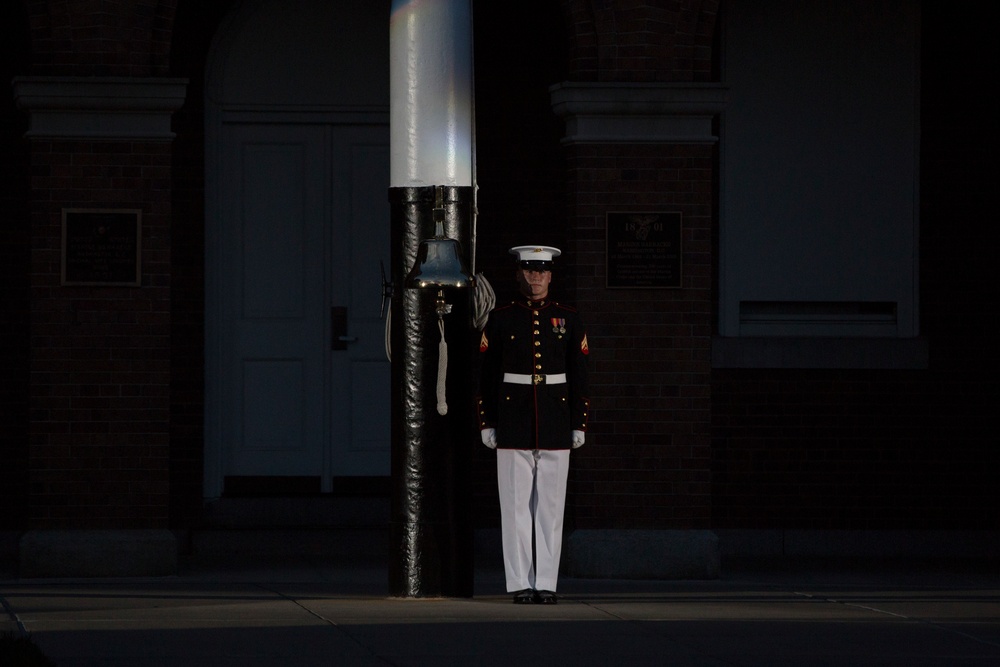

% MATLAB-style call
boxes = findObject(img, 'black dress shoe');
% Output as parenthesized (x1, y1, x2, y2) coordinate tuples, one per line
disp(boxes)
(512, 589, 536, 604)
(536, 590, 557, 604)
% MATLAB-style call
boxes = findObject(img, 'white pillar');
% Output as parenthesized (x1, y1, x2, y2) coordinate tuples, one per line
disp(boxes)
(389, 0, 474, 188)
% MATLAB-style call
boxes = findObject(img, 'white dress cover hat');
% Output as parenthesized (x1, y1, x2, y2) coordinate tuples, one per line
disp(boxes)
(509, 245, 562, 267)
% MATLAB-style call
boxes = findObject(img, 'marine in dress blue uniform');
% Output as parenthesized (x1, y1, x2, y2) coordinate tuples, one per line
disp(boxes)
(477, 246, 590, 604)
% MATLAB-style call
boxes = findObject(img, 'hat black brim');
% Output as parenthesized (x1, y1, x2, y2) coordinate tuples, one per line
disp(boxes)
(519, 260, 553, 270)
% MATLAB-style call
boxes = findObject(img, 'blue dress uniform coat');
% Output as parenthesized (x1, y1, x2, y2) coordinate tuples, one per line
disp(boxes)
(478, 299, 589, 449)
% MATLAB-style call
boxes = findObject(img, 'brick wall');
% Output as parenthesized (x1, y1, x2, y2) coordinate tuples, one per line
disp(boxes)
(0, 1, 31, 530)
(19, 1, 178, 530)
(555, 1, 719, 530)
(711, 369, 999, 529)
(565, 142, 714, 529)
(563, 0, 720, 83)
(24, 0, 175, 76)
(27, 139, 173, 528)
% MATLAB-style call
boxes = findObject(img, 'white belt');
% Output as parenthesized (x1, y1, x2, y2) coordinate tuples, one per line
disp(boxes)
(503, 372, 566, 385)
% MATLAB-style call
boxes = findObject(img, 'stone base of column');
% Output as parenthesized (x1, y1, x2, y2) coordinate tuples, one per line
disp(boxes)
(19, 530, 177, 578)
(563, 529, 720, 580)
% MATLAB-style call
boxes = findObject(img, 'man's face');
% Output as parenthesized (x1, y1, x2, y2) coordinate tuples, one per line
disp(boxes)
(516, 267, 552, 300)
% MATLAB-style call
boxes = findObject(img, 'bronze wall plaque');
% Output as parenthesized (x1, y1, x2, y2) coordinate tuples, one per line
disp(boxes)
(606, 211, 682, 288)
(61, 209, 142, 286)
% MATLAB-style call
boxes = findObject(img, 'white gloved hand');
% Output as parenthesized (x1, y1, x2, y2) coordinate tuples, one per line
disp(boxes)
(572, 430, 585, 448)
(481, 428, 497, 449)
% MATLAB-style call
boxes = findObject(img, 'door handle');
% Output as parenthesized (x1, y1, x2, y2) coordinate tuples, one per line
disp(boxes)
(330, 306, 356, 350)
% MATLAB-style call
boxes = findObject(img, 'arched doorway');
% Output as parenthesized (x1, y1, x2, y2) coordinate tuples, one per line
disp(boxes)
(203, 0, 391, 498)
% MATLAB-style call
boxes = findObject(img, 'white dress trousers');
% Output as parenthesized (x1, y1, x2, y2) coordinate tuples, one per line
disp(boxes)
(496, 448, 571, 592)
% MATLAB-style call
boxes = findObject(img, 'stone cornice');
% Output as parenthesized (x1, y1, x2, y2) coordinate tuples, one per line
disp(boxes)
(549, 82, 727, 145)
(12, 76, 189, 140)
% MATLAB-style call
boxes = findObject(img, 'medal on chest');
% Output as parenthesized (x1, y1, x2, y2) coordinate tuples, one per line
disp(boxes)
(551, 317, 566, 335)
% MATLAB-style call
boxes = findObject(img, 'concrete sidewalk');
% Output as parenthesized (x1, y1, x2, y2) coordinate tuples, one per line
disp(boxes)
(3, 559, 999, 666)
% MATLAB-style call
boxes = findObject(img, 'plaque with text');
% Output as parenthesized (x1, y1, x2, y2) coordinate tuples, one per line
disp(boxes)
(61, 208, 142, 286)
(606, 211, 682, 288)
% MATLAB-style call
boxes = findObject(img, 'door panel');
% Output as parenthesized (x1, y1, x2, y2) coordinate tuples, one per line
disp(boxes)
(221, 124, 328, 480)
(240, 142, 308, 319)
(214, 122, 390, 492)
(329, 129, 391, 477)
(242, 359, 305, 452)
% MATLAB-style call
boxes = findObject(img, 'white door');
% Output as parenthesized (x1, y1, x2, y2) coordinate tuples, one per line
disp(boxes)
(328, 125, 392, 478)
(210, 122, 390, 495)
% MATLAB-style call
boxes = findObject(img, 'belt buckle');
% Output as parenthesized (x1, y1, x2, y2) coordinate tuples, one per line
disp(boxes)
(533, 374, 544, 385)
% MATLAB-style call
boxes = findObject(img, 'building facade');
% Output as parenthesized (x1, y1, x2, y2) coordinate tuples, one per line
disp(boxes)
(1, 0, 996, 576)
